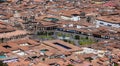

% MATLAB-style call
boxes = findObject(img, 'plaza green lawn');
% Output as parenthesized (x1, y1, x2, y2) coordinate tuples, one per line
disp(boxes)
(39, 35, 53, 40)
(63, 39, 74, 45)
(79, 38, 95, 45)
(57, 33, 71, 37)
(57, 33, 63, 36)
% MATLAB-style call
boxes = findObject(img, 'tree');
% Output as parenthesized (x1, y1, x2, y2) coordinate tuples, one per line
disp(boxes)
(114, 63, 118, 66)
(85, 57, 93, 62)
(85, 36, 89, 39)
(0, 61, 8, 66)
(74, 35, 80, 40)
(67, 64, 74, 66)
(87, 16, 91, 22)
(80, 12, 86, 18)
(42, 58, 45, 61)
(1, 38, 4, 43)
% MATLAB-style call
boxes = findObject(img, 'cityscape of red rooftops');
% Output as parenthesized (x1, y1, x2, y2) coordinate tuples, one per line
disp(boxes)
(0, 0, 120, 66)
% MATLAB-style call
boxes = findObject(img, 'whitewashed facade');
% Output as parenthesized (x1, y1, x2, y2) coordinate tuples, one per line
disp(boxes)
(61, 16, 80, 21)
(96, 20, 120, 28)
(61, 16, 71, 20)
(71, 16, 80, 21)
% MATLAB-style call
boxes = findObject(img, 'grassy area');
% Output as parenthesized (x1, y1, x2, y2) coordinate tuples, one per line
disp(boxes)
(67, 64, 74, 66)
(37, 32, 54, 35)
(114, 63, 119, 66)
(57, 33, 63, 36)
(78, 37, 95, 45)
(63, 39, 74, 45)
(39, 35, 53, 40)
(74, 35, 80, 40)
(57, 33, 70, 37)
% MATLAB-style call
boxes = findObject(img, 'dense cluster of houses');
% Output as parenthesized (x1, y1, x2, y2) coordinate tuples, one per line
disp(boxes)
(0, 0, 120, 66)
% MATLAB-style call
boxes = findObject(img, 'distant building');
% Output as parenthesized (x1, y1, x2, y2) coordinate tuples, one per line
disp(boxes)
(96, 15, 120, 28)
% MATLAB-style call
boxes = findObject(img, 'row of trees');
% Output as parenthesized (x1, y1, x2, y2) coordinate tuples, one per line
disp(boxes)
(0, 61, 8, 66)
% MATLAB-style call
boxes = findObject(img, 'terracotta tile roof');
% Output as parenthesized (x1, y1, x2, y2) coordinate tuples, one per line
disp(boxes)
(0, 30, 28, 38)
(43, 40, 81, 52)
(97, 15, 120, 24)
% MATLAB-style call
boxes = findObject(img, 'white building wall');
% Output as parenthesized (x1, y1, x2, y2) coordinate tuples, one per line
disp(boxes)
(63, 24, 67, 27)
(96, 20, 120, 28)
(61, 16, 80, 21)
(71, 16, 80, 21)
(68, 24, 73, 27)
(76, 25, 82, 29)
(61, 16, 71, 20)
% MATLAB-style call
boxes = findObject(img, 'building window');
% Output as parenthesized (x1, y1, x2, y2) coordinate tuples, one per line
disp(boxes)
(107, 24, 112, 27)
(3, 45, 12, 49)
(100, 22, 104, 25)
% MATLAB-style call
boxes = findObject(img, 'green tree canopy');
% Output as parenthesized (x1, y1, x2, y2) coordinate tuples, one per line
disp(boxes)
(0, 61, 8, 66)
